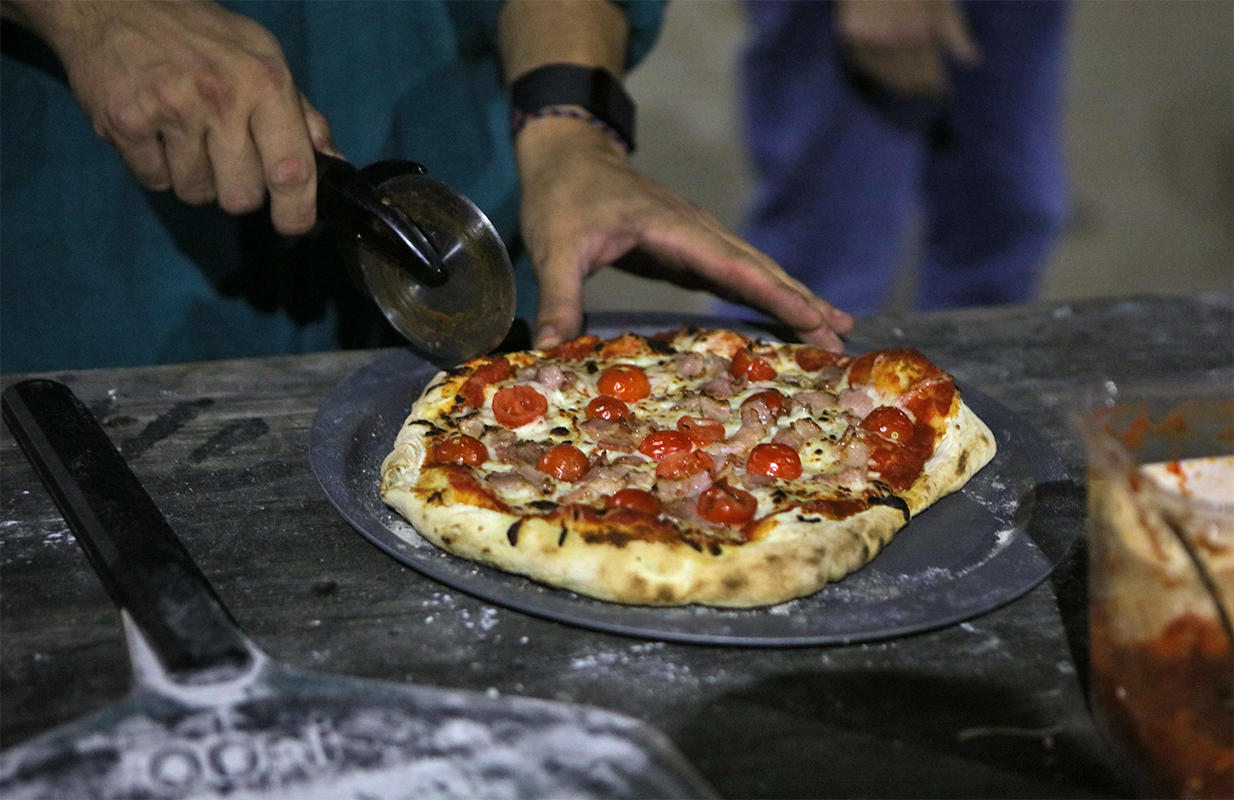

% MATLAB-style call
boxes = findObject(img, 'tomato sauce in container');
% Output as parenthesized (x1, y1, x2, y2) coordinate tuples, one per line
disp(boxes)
(1074, 375, 1233, 799)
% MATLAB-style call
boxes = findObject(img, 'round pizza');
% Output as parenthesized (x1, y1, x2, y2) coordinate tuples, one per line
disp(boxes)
(380, 328, 996, 607)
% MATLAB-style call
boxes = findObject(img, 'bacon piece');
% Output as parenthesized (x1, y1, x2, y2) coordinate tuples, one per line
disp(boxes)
(656, 469, 713, 499)
(536, 363, 566, 391)
(485, 470, 537, 495)
(560, 462, 629, 505)
(700, 374, 738, 400)
(457, 415, 485, 438)
(838, 387, 875, 419)
(673, 351, 705, 377)
(706, 416, 768, 459)
(790, 390, 840, 416)
(771, 427, 806, 452)
(791, 417, 824, 440)
(739, 472, 777, 491)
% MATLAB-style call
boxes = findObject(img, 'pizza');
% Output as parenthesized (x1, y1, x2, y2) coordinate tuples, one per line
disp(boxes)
(380, 328, 996, 607)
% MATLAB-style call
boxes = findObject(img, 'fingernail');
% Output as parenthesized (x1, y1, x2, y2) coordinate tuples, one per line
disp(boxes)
(534, 325, 561, 350)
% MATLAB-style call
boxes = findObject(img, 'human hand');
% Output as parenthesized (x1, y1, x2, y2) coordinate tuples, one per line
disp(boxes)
(6, 0, 336, 235)
(514, 118, 854, 352)
(834, 0, 980, 96)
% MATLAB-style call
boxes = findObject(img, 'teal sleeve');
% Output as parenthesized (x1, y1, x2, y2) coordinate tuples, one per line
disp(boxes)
(612, 0, 669, 69)
(461, 0, 669, 71)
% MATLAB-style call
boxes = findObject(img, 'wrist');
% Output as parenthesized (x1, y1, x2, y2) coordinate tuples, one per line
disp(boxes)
(509, 63, 636, 154)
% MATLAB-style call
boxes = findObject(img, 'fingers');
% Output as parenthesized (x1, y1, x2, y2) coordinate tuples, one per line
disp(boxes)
(935, 1, 982, 66)
(532, 251, 588, 349)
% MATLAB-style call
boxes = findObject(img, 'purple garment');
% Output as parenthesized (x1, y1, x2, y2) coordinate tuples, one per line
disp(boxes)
(726, 0, 1070, 319)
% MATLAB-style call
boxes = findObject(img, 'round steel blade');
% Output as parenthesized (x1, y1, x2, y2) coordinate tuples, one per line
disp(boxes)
(355, 174, 515, 367)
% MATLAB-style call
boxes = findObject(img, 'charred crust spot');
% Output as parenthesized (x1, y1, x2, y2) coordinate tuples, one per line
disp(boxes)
(551, 426, 570, 437)
(796, 514, 822, 523)
(868, 493, 911, 522)
(444, 364, 471, 378)
(722, 573, 746, 591)
(956, 448, 970, 475)
(584, 361, 599, 374)
(558, 528, 568, 546)
(646, 337, 676, 355)
(529, 500, 558, 512)
(655, 585, 677, 602)
(441, 535, 453, 545)
(681, 537, 704, 552)
(771, 488, 789, 503)
(507, 519, 523, 546)
(427, 490, 444, 504)
(709, 543, 723, 556)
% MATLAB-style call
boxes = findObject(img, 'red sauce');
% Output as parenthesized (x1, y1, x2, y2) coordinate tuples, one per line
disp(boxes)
(1090, 609, 1234, 799)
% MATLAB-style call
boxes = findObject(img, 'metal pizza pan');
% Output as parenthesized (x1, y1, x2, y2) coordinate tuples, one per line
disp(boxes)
(310, 312, 1082, 647)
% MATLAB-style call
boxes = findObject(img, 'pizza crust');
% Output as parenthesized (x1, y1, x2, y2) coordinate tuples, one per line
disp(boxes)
(380, 374, 997, 608)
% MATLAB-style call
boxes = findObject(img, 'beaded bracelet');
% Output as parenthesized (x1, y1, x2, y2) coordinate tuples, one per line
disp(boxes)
(510, 105, 632, 152)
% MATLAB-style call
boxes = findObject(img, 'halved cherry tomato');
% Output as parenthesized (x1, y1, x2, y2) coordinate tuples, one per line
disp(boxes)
(697, 480, 758, 525)
(459, 357, 513, 407)
(795, 346, 841, 371)
(606, 488, 661, 515)
(638, 430, 693, 460)
(677, 415, 725, 447)
(597, 364, 650, 402)
(586, 395, 631, 421)
(730, 348, 777, 382)
(536, 443, 589, 482)
(860, 405, 915, 444)
(746, 442, 803, 480)
(492, 385, 547, 428)
(429, 435, 488, 467)
(741, 389, 786, 421)
(548, 334, 601, 360)
(656, 449, 715, 480)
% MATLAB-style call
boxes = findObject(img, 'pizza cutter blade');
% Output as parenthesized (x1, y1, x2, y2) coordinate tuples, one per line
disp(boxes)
(316, 153, 516, 367)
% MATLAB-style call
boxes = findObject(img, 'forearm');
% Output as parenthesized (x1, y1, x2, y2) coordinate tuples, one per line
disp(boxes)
(497, 0, 628, 82)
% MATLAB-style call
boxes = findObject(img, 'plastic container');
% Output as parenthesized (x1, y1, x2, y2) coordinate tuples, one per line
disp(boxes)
(1072, 372, 1233, 799)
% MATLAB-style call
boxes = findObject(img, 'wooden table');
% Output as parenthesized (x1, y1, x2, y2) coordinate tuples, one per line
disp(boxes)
(3, 293, 1231, 798)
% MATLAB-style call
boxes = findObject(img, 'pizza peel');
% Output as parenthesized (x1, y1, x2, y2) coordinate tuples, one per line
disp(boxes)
(0, 379, 715, 800)
(315, 152, 516, 367)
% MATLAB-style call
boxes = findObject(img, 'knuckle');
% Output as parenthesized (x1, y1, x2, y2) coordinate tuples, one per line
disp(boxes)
(267, 154, 312, 191)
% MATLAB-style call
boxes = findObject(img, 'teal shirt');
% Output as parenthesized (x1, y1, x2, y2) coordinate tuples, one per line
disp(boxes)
(0, 0, 665, 372)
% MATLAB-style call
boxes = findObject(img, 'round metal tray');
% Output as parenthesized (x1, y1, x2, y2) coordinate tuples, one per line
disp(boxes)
(310, 313, 1081, 646)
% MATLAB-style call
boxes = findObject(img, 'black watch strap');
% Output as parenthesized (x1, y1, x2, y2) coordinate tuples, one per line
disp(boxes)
(510, 64, 636, 152)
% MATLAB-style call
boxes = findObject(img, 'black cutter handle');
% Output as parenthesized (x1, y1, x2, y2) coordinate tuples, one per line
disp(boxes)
(1, 379, 251, 680)
(315, 151, 448, 287)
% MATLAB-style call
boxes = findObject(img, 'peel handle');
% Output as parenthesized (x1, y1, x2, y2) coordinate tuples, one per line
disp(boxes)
(1, 379, 251, 680)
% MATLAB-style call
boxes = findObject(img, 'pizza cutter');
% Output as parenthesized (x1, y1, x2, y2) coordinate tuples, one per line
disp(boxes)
(315, 152, 516, 367)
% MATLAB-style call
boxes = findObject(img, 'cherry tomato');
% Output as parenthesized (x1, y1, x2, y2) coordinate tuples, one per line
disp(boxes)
(548, 334, 601, 361)
(741, 390, 786, 421)
(429, 435, 488, 467)
(459, 357, 512, 407)
(586, 395, 631, 421)
(697, 480, 758, 525)
(730, 348, 777, 382)
(656, 449, 715, 480)
(746, 442, 803, 480)
(677, 415, 725, 447)
(860, 406, 915, 444)
(492, 385, 547, 428)
(638, 430, 694, 460)
(795, 346, 841, 371)
(606, 488, 661, 515)
(536, 443, 589, 482)
(597, 364, 651, 402)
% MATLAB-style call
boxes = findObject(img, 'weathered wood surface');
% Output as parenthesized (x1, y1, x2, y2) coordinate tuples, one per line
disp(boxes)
(3, 293, 1230, 798)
